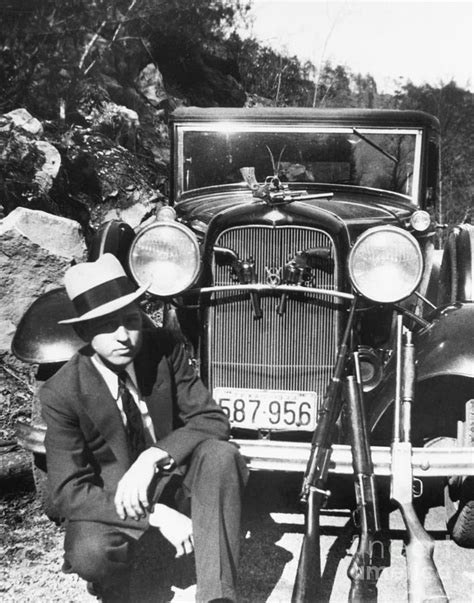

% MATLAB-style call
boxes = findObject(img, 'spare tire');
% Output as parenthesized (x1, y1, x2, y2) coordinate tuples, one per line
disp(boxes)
(447, 477, 474, 548)
(445, 399, 474, 548)
(438, 224, 474, 305)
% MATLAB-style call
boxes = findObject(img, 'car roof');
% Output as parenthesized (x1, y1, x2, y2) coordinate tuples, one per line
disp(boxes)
(171, 107, 440, 131)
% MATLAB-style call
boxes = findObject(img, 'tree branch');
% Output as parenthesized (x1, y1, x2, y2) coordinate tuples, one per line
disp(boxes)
(78, 19, 107, 72)
(82, 0, 141, 77)
(111, 0, 140, 43)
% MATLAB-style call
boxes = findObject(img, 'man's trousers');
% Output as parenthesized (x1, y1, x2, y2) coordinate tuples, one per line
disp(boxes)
(63, 440, 249, 602)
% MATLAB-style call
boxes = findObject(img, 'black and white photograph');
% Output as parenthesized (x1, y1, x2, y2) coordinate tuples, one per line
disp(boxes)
(1, 1, 473, 601)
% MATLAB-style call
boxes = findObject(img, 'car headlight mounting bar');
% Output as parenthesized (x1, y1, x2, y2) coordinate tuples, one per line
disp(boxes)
(183, 283, 355, 300)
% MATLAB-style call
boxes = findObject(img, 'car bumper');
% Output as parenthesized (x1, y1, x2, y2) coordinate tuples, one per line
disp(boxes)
(16, 420, 474, 478)
(233, 439, 474, 477)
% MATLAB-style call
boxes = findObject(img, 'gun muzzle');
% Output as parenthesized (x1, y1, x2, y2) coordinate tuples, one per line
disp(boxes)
(277, 252, 311, 315)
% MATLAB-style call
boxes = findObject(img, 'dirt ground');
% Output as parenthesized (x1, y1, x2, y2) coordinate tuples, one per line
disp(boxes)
(0, 354, 93, 602)
(0, 354, 282, 603)
(0, 451, 297, 603)
(5, 456, 474, 603)
(1, 457, 91, 602)
(0, 455, 203, 602)
(0, 353, 198, 602)
(2, 355, 474, 603)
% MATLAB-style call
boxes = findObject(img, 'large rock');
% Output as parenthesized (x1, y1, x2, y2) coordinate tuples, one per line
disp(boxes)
(4, 108, 43, 136)
(76, 84, 140, 146)
(157, 48, 246, 107)
(63, 127, 163, 229)
(0, 110, 62, 214)
(135, 63, 167, 108)
(33, 140, 61, 193)
(0, 208, 87, 352)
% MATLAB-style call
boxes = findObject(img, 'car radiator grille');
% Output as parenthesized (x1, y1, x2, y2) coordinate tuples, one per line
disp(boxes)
(208, 226, 341, 401)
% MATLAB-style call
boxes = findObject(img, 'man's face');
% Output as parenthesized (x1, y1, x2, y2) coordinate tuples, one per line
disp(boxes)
(80, 304, 143, 369)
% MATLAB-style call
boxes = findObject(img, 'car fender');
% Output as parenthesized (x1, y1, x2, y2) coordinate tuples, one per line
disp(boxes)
(88, 219, 135, 268)
(369, 302, 474, 439)
(12, 288, 84, 364)
(415, 302, 474, 381)
(12, 220, 139, 365)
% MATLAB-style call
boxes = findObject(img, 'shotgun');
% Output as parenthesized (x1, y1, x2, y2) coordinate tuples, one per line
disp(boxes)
(390, 316, 448, 602)
(345, 354, 381, 603)
(292, 297, 357, 602)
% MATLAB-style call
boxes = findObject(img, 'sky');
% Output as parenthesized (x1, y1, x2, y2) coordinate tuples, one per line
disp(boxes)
(244, 0, 473, 94)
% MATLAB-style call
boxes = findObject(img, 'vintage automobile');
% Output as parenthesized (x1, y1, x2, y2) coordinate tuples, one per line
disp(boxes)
(13, 108, 474, 591)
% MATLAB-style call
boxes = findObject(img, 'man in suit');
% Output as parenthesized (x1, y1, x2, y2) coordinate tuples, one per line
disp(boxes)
(40, 253, 248, 602)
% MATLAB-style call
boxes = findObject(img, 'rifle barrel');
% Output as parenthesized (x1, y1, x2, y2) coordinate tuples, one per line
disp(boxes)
(293, 297, 358, 600)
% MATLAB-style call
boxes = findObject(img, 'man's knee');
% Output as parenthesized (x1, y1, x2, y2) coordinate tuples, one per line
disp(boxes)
(64, 522, 131, 583)
(191, 440, 248, 484)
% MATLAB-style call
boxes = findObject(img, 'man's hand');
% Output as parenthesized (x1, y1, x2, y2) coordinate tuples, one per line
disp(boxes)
(149, 503, 194, 558)
(114, 447, 171, 520)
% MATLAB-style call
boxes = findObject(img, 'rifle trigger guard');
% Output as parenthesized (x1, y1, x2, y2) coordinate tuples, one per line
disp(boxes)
(413, 477, 423, 498)
(351, 507, 361, 529)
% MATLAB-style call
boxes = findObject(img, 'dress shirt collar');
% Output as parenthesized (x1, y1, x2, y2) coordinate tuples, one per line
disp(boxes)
(90, 354, 138, 399)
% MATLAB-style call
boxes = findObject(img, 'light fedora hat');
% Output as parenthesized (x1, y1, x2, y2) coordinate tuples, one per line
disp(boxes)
(59, 253, 148, 324)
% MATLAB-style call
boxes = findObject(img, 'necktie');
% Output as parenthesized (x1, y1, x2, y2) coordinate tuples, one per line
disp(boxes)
(118, 371, 146, 461)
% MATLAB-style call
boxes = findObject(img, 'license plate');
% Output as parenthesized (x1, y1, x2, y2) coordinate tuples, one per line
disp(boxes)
(214, 388, 318, 431)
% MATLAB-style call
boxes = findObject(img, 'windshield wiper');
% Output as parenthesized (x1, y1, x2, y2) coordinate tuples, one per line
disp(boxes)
(352, 127, 398, 164)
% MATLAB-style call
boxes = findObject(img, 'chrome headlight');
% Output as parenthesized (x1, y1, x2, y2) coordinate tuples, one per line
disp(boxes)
(348, 226, 423, 303)
(129, 220, 200, 297)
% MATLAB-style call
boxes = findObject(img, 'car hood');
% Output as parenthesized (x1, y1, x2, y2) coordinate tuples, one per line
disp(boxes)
(176, 184, 414, 241)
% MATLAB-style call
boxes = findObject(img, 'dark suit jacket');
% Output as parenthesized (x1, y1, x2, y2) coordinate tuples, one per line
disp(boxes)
(40, 327, 229, 530)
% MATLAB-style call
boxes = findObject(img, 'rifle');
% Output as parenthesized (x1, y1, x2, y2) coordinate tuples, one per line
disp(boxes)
(390, 315, 448, 602)
(292, 297, 357, 603)
(345, 352, 381, 602)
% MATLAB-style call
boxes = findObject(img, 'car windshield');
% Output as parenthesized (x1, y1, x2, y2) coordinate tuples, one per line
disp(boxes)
(178, 126, 421, 201)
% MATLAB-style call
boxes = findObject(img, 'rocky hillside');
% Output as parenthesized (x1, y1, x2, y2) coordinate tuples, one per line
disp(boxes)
(0, 0, 252, 354)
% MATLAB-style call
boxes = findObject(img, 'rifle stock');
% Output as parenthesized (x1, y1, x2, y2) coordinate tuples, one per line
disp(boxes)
(400, 501, 448, 602)
(347, 529, 376, 602)
(391, 441, 448, 602)
(391, 319, 448, 603)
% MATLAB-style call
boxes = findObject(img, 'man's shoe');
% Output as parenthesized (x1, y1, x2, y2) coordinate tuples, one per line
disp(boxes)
(86, 580, 130, 602)
(61, 560, 73, 574)
(86, 582, 101, 598)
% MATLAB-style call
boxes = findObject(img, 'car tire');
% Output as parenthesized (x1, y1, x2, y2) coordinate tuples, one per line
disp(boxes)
(446, 478, 474, 548)
(445, 399, 474, 548)
(423, 430, 474, 548)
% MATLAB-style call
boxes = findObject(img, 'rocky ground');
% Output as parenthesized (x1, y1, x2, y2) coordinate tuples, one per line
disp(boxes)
(4, 454, 474, 603)
(2, 357, 474, 603)
(0, 457, 196, 602)
(0, 354, 87, 602)
(0, 447, 297, 603)
(1, 460, 88, 602)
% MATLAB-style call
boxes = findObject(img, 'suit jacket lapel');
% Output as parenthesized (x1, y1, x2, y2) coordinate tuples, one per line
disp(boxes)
(78, 352, 131, 467)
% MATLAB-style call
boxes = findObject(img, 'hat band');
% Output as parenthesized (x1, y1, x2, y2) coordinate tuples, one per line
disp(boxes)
(73, 276, 136, 317)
